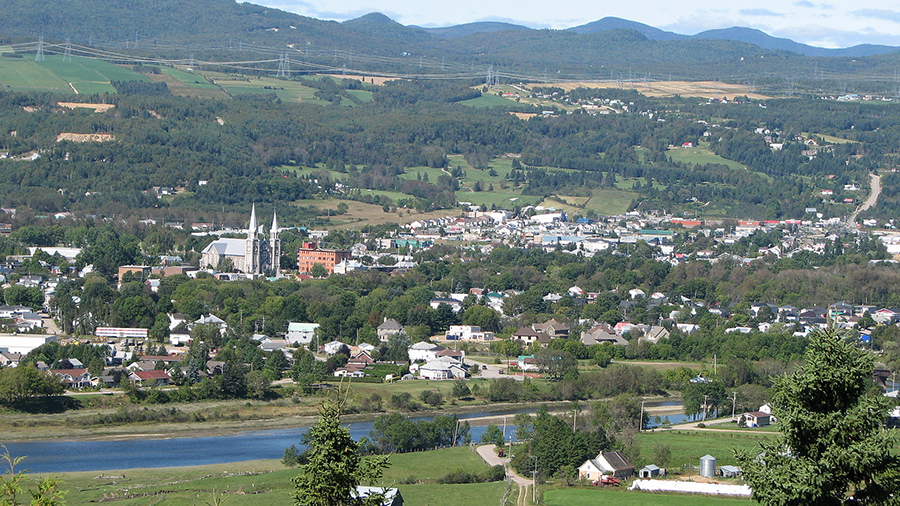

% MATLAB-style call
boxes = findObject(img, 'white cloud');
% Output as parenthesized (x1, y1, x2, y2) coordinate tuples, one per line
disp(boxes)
(740, 8, 785, 17)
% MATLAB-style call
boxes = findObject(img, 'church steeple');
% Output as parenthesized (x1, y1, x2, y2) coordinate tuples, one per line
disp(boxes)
(248, 203, 258, 239)
(269, 208, 281, 275)
(245, 203, 261, 275)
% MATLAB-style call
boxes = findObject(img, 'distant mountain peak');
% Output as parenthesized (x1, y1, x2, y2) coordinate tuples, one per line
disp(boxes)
(343, 12, 402, 26)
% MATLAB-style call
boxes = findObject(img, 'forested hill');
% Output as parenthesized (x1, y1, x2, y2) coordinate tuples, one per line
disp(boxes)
(2, 0, 900, 81)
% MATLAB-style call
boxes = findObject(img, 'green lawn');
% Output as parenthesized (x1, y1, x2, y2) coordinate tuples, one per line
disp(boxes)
(667, 146, 744, 170)
(545, 488, 748, 505)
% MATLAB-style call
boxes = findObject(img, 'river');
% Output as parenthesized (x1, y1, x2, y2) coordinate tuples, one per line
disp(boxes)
(3, 404, 689, 473)
(1, 408, 533, 473)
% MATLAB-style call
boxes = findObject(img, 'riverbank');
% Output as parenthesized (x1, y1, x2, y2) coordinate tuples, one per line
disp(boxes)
(0, 398, 578, 443)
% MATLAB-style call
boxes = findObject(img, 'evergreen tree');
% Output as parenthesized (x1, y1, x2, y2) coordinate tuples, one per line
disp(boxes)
(736, 330, 900, 505)
(291, 390, 390, 506)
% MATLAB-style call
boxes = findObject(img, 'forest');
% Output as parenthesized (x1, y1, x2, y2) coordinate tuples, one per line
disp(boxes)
(0, 77, 898, 225)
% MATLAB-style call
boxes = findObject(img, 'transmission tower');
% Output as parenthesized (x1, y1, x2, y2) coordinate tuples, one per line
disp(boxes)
(276, 52, 288, 77)
(188, 54, 195, 72)
(62, 38, 72, 63)
(35, 36, 45, 62)
(486, 65, 496, 87)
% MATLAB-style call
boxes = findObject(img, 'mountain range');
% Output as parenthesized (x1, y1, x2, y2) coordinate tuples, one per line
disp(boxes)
(0, 0, 898, 82)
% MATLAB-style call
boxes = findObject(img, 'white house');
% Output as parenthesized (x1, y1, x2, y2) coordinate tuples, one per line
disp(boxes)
(286, 322, 320, 345)
(445, 325, 494, 341)
(408, 341, 444, 362)
(417, 356, 466, 380)
(578, 451, 634, 480)
(323, 340, 350, 355)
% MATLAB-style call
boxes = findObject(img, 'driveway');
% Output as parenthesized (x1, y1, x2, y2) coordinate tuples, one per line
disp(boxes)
(476, 444, 530, 486)
(467, 358, 523, 381)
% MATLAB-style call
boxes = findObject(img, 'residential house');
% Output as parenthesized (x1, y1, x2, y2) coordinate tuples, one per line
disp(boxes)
(532, 319, 569, 339)
(743, 411, 771, 427)
(640, 325, 670, 343)
(286, 322, 320, 345)
(128, 369, 171, 387)
(323, 341, 350, 355)
(445, 325, 494, 341)
(50, 368, 92, 389)
(429, 297, 463, 313)
(581, 324, 627, 346)
(511, 326, 549, 347)
(408, 342, 444, 362)
(0, 351, 23, 367)
(376, 319, 405, 342)
(578, 450, 634, 480)
(517, 355, 539, 372)
(416, 356, 466, 380)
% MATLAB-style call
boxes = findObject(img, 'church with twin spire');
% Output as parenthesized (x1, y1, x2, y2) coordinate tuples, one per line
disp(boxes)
(199, 204, 281, 276)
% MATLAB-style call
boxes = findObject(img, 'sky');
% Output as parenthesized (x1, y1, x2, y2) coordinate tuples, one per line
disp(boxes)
(254, 0, 900, 48)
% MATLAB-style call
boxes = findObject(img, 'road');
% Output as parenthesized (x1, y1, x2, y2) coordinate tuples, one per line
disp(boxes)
(476, 444, 532, 506)
(850, 173, 881, 224)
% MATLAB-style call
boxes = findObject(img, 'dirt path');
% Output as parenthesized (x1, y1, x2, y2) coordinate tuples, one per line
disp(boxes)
(850, 173, 880, 223)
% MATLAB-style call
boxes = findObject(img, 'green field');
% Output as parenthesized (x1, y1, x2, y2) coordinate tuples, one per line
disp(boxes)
(634, 430, 774, 469)
(214, 75, 325, 103)
(347, 89, 374, 103)
(667, 146, 745, 170)
(52, 446, 500, 506)
(545, 488, 748, 505)
(584, 188, 639, 215)
(0, 58, 69, 90)
(71, 81, 117, 94)
(459, 94, 514, 108)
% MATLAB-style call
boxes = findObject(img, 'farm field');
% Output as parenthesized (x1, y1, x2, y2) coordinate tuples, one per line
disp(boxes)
(0, 58, 69, 91)
(667, 146, 745, 170)
(460, 93, 514, 108)
(293, 198, 459, 228)
(634, 430, 774, 468)
(583, 188, 639, 215)
(547, 80, 770, 100)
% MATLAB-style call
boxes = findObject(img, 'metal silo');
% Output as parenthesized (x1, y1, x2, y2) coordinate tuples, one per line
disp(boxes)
(700, 454, 716, 478)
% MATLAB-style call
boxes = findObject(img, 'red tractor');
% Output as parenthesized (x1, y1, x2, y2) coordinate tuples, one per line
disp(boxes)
(593, 476, 621, 487)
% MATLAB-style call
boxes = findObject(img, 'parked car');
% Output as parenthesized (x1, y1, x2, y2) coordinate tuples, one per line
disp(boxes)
(482, 365, 487, 370)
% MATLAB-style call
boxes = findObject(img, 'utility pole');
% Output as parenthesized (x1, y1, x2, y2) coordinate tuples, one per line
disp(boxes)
(702, 394, 709, 421)
(639, 400, 645, 431)
(731, 391, 738, 421)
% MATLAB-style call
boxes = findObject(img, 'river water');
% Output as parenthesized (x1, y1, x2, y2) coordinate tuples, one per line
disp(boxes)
(3, 404, 689, 473)
(2, 408, 533, 473)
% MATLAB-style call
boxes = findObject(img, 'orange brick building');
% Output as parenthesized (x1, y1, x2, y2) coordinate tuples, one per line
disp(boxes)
(297, 241, 351, 274)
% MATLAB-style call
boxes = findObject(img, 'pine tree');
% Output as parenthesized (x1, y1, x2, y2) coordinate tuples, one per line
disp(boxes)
(736, 330, 900, 505)
(291, 389, 390, 505)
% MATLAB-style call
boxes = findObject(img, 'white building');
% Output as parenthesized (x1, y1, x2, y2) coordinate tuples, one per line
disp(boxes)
(445, 325, 494, 341)
(0, 334, 56, 354)
(286, 322, 320, 345)
(408, 341, 443, 362)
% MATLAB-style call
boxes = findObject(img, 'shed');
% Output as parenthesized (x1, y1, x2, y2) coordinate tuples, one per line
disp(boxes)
(639, 464, 661, 478)
(720, 465, 741, 478)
